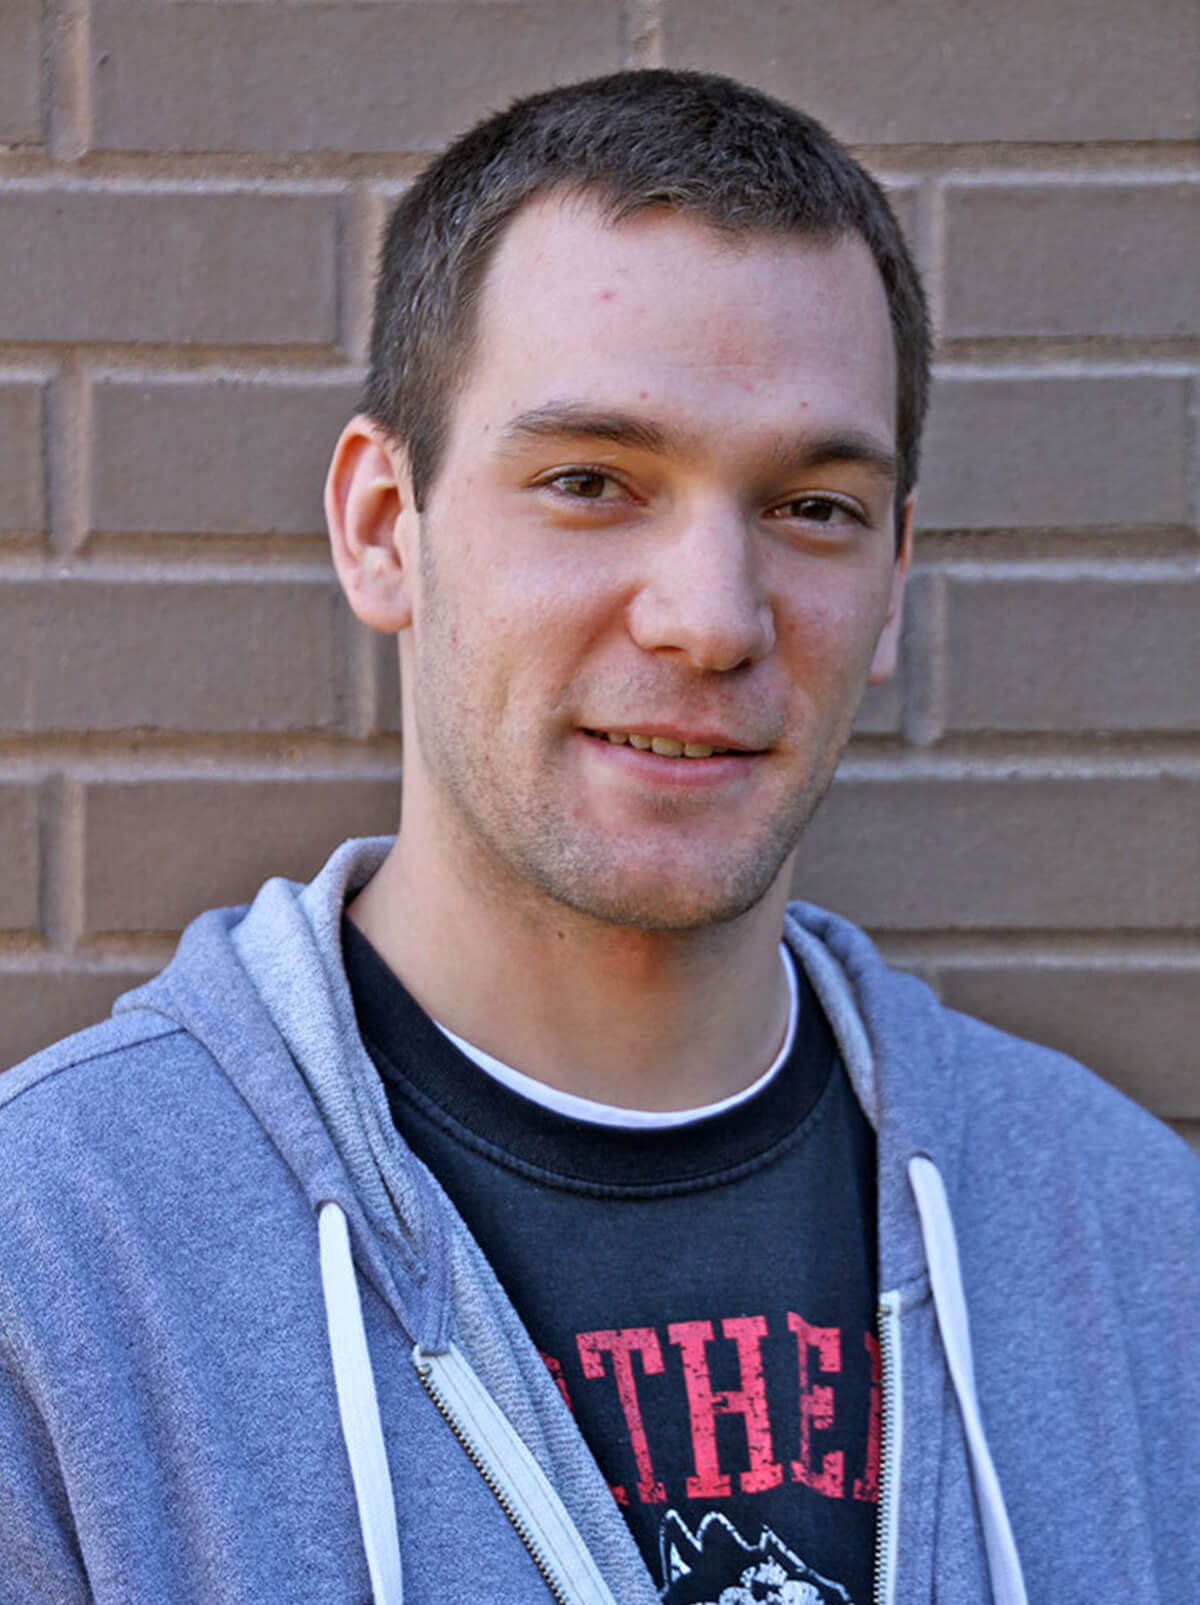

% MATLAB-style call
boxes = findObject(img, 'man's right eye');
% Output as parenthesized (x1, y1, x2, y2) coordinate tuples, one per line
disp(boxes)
(548, 470, 613, 500)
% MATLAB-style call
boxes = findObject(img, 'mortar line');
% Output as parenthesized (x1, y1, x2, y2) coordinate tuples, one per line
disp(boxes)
(46, 356, 90, 556)
(1188, 374, 1200, 540)
(45, 0, 91, 163)
(39, 771, 85, 954)
(903, 566, 947, 749)
(624, 0, 663, 68)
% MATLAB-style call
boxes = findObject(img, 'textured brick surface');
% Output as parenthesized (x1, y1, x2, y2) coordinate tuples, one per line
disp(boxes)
(0, 786, 40, 932)
(0, 0, 42, 146)
(918, 376, 1192, 531)
(0, 968, 156, 1074)
(851, 573, 925, 736)
(943, 574, 1200, 733)
(879, 182, 920, 261)
(663, 0, 1200, 144)
(91, 0, 624, 154)
(791, 775, 1200, 930)
(374, 634, 404, 736)
(944, 184, 1200, 339)
(0, 578, 341, 733)
(91, 378, 357, 537)
(1175, 1123, 1200, 1157)
(941, 965, 1200, 1120)
(0, 382, 46, 534)
(0, 191, 339, 346)
(84, 777, 399, 933)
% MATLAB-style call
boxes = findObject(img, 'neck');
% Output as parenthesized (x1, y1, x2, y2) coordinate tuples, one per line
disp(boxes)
(348, 829, 794, 1114)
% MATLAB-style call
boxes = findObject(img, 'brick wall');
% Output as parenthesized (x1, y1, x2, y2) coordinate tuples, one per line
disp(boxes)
(2, 2, 1197, 1147)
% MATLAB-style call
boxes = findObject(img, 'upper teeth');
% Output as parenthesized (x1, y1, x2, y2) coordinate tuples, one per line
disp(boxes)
(603, 732, 726, 758)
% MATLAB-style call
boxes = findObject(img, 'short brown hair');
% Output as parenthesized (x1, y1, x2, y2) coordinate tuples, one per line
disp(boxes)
(365, 69, 931, 528)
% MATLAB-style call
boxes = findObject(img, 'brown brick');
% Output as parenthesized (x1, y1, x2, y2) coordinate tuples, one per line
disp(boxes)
(852, 676, 902, 738)
(0, 0, 41, 145)
(879, 181, 920, 261)
(662, 0, 1199, 144)
(791, 773, 1200, 930)
(850, 568, 927, 737)
(940, 964, 1200, 1123)
(0, 382, 46, 534)
(0, 190, 338, 346)
(944, 184, 1200, 340)
(83, 776, 399, 933)
(917, 375, 1191, 531)
(91, 0, 623, 154)
(91, 377, 357, 537)
(0, 785, 40, 932)
(374, 633, 404, 736)
(942, 574, 1200, 733)
(0, 967, 156, 1074)
(0, 577, 341, 734)
(1174, 1121, 1200, 1157)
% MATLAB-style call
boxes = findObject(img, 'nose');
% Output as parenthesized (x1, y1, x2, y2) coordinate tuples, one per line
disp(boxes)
(626, 504, 776, 672)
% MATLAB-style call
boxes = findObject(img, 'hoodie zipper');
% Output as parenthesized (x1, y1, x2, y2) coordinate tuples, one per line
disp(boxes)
(413, 1345, 620, 1605)
(873, 1290, 903, 1605)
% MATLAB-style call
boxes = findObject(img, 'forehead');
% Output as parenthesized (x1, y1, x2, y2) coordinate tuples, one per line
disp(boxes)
(453, 193, 898, 456)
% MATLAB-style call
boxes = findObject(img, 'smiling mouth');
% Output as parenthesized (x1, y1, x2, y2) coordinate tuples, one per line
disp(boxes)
(584, 729, 755, 760)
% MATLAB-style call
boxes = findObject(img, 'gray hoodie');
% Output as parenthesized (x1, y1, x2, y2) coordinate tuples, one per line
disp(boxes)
(0, 837, 1196, 1604)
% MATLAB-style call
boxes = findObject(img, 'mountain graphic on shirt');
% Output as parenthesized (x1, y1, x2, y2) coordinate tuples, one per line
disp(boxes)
(658, 1509, 857, 1605)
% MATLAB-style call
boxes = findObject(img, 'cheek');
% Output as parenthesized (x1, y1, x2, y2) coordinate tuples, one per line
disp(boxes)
(778, 579, 893, 686)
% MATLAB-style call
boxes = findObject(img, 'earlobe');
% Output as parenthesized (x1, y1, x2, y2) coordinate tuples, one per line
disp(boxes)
(325, 414, 417, 633)
(866, 493, 915, 685)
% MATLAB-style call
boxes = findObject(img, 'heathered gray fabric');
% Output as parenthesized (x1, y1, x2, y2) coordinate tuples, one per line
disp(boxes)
(0, 836, 1195, 1603)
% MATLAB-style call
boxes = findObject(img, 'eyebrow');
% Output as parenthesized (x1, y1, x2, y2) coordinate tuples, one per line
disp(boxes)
(497, 401, 898, 486)
(497, 403, 670, 456)
(773, 431, 899, 486)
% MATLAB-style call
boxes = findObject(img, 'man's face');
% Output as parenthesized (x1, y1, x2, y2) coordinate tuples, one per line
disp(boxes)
(399, 195, 907, 931)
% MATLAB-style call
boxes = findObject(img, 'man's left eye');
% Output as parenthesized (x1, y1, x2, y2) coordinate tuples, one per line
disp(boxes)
(550, 470, 614, 500)
(768, 495, 866, 528)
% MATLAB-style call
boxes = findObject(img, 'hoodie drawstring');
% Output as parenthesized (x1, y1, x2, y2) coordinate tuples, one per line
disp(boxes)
(908, 1156, 1028, 1605)
(319, 1201, 404, 1605)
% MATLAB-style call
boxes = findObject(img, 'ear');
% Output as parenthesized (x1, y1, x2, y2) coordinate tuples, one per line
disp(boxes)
(325, 414, 418, 633)
(866, 492, 915, 685)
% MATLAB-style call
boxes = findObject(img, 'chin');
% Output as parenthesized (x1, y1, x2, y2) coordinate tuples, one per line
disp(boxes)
(527, 854, 788, 934)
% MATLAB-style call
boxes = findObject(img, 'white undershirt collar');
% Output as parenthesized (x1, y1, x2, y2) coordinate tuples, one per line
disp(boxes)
(433, 944, 798, 1130)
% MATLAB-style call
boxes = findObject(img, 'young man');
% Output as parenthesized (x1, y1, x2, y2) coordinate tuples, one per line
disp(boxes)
(0, 72, 1195, 1605)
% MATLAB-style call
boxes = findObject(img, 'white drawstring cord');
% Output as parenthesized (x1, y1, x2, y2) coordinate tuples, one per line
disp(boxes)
(909, 1157, 1028, 1605)
(319, 1201, 404, 1605)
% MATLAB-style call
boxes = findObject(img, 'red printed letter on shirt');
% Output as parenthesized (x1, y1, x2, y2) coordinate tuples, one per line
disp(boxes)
(576, 1328, 666, 1504)
(854, 1330, 881, 1504)
(667, 1316, 784, 1498)
(788, 1312, 844, 1498)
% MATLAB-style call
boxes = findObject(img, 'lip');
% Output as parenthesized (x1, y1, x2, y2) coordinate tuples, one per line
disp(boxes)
(582, 725, 766, 755)
(578, 728, 764, 789)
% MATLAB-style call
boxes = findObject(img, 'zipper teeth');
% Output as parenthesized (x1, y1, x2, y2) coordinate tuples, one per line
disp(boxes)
(873, 1298, 900, 1605)
(415, 1357, 572, 1605)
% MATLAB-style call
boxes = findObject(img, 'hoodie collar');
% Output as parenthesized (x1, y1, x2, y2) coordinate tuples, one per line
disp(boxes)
(114, 837, 453, 1350)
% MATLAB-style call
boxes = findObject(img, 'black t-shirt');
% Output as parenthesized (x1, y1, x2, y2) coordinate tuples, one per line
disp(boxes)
(344, 920, 880, 1605)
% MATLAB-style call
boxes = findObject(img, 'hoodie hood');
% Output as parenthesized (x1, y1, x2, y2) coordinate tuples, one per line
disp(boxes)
(115, 838, 980, 1319)
(118, 839, 963, 1299)
(114, 837, 455, 1351)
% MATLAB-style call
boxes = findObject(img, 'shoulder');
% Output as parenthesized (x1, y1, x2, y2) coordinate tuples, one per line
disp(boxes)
(785, 898, 1198, 1203)
(1, 1007, 214, 1124)
(0, 1009, 259, 1223)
